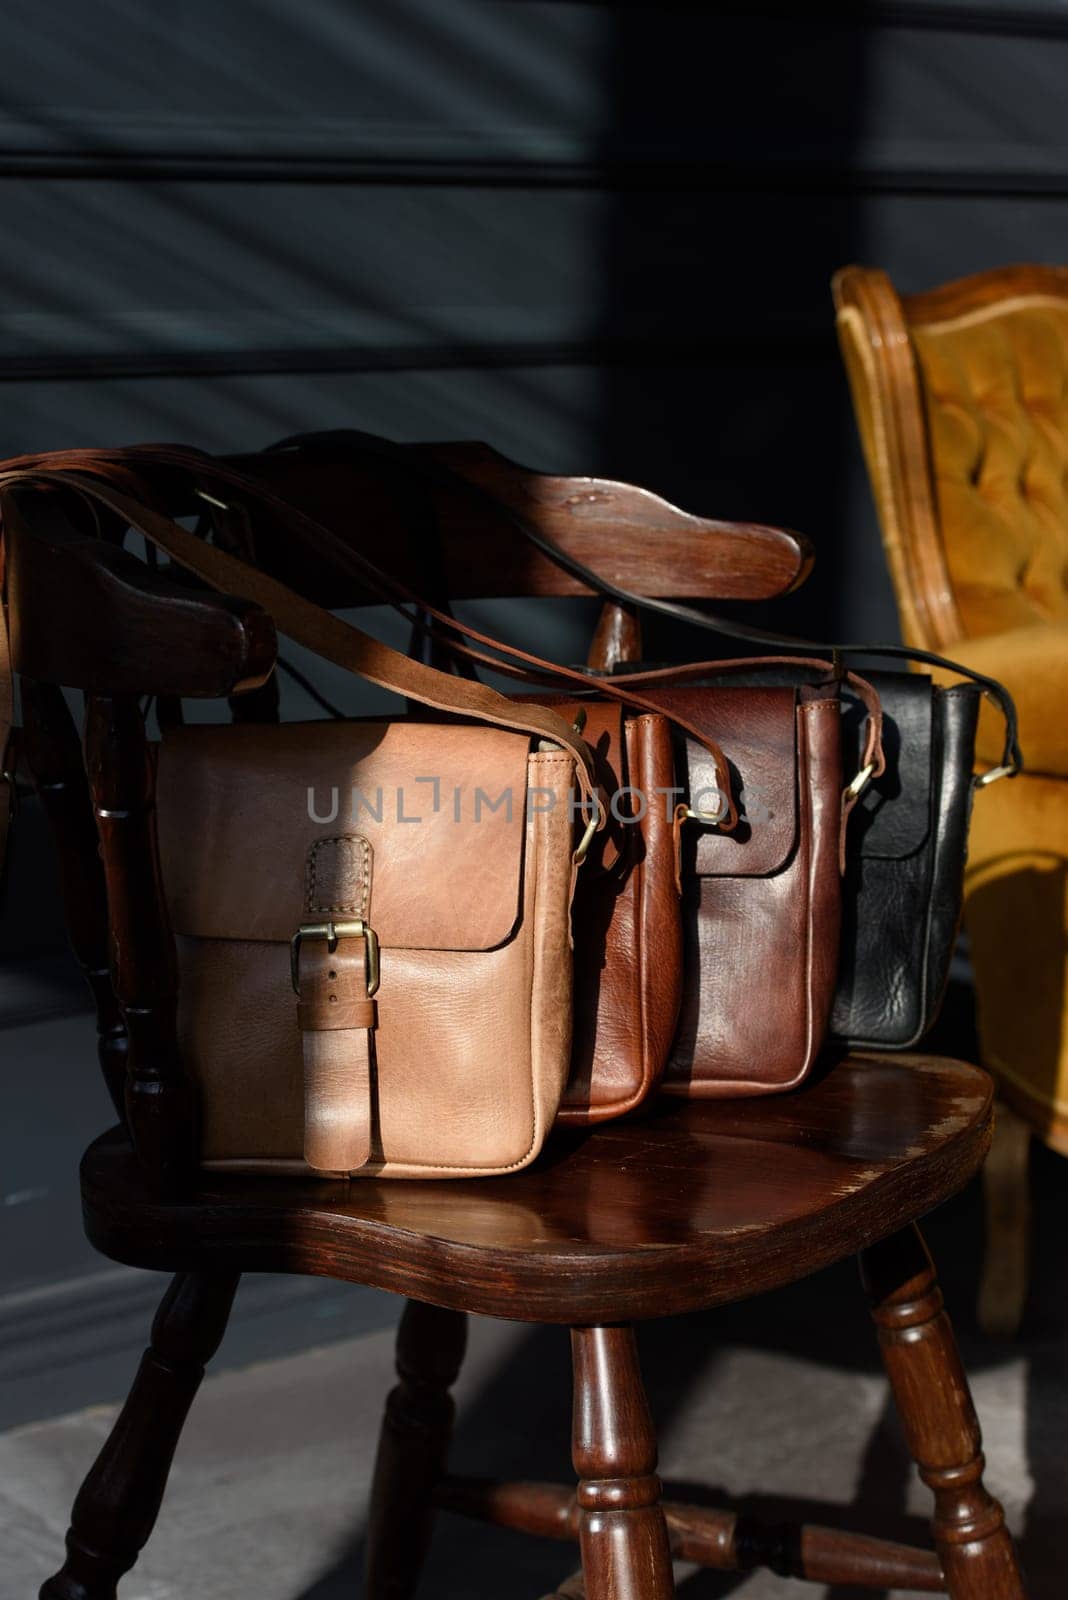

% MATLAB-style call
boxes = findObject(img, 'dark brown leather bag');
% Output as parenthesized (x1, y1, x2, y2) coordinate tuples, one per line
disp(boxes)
(638, 681, 844, 1096)
(537, 698, 682, 1123)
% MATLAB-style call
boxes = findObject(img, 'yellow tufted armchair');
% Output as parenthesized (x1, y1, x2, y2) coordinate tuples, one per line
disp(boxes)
(833, 264, 1068, 1324)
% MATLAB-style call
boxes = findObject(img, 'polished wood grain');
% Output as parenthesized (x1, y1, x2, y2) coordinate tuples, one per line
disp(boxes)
(20, 678, 127, 1116)
(4, 487, 276, 701)
(80, 1055, 993, 1324)
(85, 695, 194, 1197)
(210, 438, 814, 607)
(365, 1300, 468, 1600)
(832, 265, 963, 653)
(39, 1271, 239, 1600)
(862, 1228, 1023, 1599)
(571, 1325, 673, 1600)
(437, 1478, 946, 1591)
(588, 600, 642, 673)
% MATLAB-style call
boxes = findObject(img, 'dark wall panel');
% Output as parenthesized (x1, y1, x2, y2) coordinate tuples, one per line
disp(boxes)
(2, 0, 1067, 953)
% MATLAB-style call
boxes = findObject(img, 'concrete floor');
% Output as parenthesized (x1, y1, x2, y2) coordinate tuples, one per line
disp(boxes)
(2, 980, 1066, 1598)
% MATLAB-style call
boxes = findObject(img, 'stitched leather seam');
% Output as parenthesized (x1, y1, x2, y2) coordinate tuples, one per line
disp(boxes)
(306, 834, 371, 917)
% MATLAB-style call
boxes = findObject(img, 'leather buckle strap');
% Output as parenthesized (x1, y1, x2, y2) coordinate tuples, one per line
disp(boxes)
(291, 836, 379, 1175)
(290, 917, 380, 996)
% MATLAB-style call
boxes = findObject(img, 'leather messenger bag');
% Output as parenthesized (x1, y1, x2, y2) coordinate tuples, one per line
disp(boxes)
(1, 469, 607, 1178)
(611, 663, 883, 1097)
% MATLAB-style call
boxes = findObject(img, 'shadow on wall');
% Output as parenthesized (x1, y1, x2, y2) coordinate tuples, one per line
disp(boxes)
(597, 9, 886, 653)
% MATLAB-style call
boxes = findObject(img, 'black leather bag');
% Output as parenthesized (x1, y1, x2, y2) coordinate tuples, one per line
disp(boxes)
(832, 671, 979, 1046)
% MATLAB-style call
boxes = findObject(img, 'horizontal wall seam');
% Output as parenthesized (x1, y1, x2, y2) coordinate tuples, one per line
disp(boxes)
(0, 336, 836, 383)
(0, 155, 1066, 193)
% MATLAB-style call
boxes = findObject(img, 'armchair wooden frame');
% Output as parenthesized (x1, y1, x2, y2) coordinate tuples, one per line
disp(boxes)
(2, 448, 1025, 1600)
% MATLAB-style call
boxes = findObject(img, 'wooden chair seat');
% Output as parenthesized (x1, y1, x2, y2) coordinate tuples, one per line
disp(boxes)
(82, 1053, 993, 1323)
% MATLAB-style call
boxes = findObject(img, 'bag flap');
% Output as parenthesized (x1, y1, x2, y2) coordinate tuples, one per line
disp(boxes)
(156, 719, 538, 951)
(844, 671, 932, 861)
(635, 685, 799, 876)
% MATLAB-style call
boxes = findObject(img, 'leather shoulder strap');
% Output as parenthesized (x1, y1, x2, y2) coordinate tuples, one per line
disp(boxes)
(0, 468, 599, 810)
(0, 444, 741, 828)
(268, 429, 1020, 780)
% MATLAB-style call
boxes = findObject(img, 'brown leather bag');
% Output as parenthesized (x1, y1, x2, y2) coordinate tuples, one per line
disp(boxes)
(1, 468, 606, 1178)
(640, 681, 845, 1096)
(538, 699, 682, 1123)
(596, 656, 880, 1098)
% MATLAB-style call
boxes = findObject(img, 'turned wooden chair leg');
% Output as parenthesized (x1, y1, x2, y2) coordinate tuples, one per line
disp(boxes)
(40, 1270, 240, 1600)
(861, 1226, 1025, 1600)
(571, 1325, 674, 1600)
(977, 1102, 1032, 1338)
(365, 1298, 468, 1600)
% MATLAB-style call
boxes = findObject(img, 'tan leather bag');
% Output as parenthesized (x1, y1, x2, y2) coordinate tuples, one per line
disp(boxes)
(0, 469, 602, 1179)
(157, 717, 579, 1177)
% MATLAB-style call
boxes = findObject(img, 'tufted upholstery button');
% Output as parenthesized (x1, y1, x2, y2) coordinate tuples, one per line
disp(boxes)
(912, 303, 1068, 635)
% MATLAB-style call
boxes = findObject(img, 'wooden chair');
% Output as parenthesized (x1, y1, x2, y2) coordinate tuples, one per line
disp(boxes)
(4, 451, 1026, 1600)
(833, 265, 1068, 1334)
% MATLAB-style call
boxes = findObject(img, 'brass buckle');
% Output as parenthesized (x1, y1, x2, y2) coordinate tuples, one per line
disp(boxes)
(677, 787, 729, 826)
(975, 762, 1014, 788)
(845, 762, 874, 802)
(573, 792, 605, 865)
(290, 918, 380, 996)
